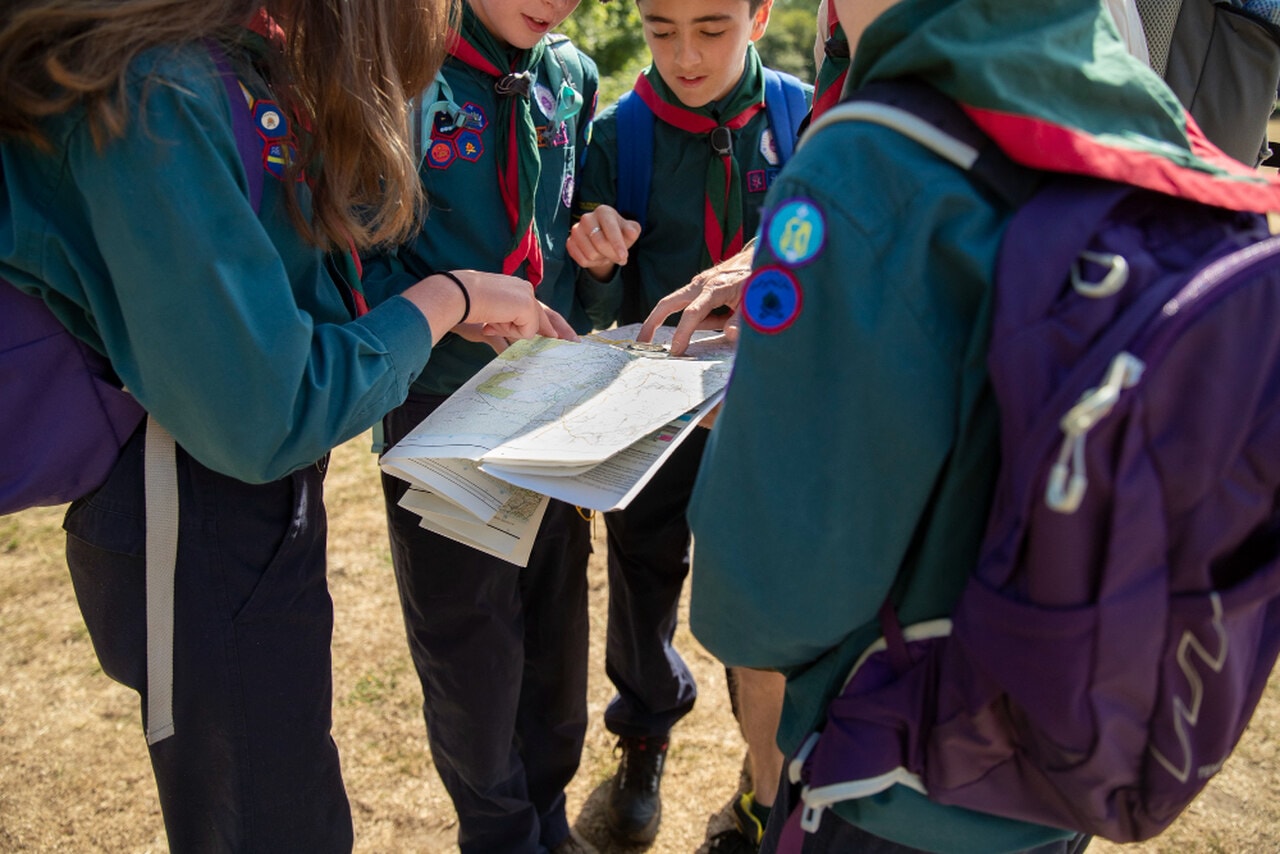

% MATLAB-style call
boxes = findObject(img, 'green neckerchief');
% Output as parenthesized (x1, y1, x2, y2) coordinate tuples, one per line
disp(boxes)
(449, 4, 547, 283)
(812, 15, 849, 120)
(636, 45, 766, 267)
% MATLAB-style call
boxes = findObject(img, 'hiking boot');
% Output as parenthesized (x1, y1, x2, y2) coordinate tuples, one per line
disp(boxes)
(550, 829, 599, 854)
(706, 827, 758, 854)
(605, 734, 668, 844)
(705, 792, 767, 853)
(730, 791, 767, 845)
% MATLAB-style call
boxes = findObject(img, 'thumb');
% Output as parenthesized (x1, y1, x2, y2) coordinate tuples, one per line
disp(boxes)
(622, 220, 643, 248)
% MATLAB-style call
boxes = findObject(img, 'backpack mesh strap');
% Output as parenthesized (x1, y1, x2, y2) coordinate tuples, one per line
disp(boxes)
(144, 416, 178, 745)
(1134, 0, 1181, 76)
(806, 79, 1040, 210)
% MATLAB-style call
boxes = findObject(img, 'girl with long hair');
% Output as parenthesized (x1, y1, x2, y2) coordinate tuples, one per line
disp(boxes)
(0, 0, 571, 848)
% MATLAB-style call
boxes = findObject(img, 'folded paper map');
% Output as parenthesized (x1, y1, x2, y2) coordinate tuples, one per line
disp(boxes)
(381, 324, 733, 566)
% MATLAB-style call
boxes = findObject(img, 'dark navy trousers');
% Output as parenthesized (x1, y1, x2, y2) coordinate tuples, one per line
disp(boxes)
(64, 427, 352, 853)
(381, 394, 592, 854)
(601, 427, 705, 738)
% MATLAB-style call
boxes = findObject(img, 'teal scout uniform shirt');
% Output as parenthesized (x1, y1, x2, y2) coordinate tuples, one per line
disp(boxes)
(0, 41, 434, 484)
(689, 121, 1067, 854)
(575, 71, 811, 326)
(688, 0, 1269, 849)
(362, 36, 599, 397)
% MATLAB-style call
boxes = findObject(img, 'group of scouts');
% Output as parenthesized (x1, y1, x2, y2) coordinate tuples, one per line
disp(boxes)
(362, 2, 806, 850)
(3, 0, 1266, 851)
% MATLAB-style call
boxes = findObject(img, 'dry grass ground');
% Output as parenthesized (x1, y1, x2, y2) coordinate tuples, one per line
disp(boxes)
(2, 431, 1278, 853)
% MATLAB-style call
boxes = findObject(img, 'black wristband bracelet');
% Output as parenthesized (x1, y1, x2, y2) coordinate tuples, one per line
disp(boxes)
(435, 270, 470, 324)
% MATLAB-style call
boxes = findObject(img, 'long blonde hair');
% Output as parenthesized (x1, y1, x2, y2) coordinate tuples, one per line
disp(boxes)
(0, 0, 456, 250)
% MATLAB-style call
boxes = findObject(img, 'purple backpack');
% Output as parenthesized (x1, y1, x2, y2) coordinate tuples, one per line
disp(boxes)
(0, 45, 263, 515)
(782, 81, 1280, 846)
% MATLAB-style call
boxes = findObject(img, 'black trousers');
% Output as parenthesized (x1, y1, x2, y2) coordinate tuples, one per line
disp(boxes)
(65, 427, 351, 853)
(381, 393, 592, 854)
(601, 427, 706, 738)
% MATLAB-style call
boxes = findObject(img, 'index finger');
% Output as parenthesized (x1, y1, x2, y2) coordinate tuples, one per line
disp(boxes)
(538, 304, 578, 341)
(666, 295, 727, 355)
(638, 288, 694, 343)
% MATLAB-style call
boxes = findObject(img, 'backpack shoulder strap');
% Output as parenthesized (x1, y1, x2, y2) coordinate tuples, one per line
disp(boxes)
(614, 89, 654, 229)
(207, 42, 264, 214)
(805, 79, 1039, 209)
(542, 33, 583, 87)
(410, 71, 463, 168)
(762, 67, 809, 165)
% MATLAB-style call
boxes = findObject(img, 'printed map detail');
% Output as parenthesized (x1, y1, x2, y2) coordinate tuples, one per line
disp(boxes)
(380, 325, 732, 566)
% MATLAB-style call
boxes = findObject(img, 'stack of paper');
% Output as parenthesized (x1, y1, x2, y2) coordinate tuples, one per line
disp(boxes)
(381, 324, 733, 566)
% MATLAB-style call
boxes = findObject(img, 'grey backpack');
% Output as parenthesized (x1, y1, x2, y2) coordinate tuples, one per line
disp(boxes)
(1137, 0, 1280, 166)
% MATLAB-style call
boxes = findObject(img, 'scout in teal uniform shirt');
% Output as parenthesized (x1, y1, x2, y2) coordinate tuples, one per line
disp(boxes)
(573, 43, 805, 325)
(362, 7, 599, 394)
(685, 0, 1280, 851)
(3, 39, 435, 484)
(0, 2, 566, 849)
(567, 0, 808, 846)
(360, 2, 603, 851)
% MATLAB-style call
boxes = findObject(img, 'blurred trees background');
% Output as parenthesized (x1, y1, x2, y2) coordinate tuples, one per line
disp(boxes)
(560, 0, 820, 106)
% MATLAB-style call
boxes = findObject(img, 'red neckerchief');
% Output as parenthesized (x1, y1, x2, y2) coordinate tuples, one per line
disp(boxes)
(246, 8, 286, 46)
(633, 73, 765, 264)
(446, 28, 544, 286)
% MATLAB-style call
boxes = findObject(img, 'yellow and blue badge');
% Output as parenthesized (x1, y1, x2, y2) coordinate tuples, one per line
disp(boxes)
(741, 266, 803, 334)
(456, 130, 484, 162)
(766, 198, 826, 267)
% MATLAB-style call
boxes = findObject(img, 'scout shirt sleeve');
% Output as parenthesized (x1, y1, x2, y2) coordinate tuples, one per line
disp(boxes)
(572, 101, 623, 329)
(358, 249, 421, 309)
(61, 58, 432, 483)
(686, 140, 1000, 670)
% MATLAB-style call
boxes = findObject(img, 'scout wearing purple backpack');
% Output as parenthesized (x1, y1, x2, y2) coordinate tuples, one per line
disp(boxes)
(685, 0, 1280, 851)
(0, 2, 568, 849)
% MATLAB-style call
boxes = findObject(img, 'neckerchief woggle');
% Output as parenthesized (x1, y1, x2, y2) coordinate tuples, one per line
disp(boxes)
(633, 46, 767, 268)
(447, 7, 546, 286)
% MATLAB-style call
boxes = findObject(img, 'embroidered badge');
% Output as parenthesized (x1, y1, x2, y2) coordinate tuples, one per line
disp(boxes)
(427, 102, 485, 170)
(249, 98, 298, 180)
(766, 199, 826, 267)
(536, 122, 570, 148)
(434, 110, 463, 137)
(534, 83, 558, 120)
(252, 102, 283, 138)
(460, 102, 488, 132)
(746, 170, 768, 194)
(426, 138, 457, 169)
(456, 130, 484, 162)
(741, 266, 803, 334)
(265, 142, 291, 178)
(759, 128, 780, 166)
(561, 172, 575, 208)
(766, 168, 780, 188)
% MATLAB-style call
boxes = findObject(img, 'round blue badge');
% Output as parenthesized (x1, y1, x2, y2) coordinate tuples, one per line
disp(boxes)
(766, 198, 826, 267)
(741, 266, 803, 334)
